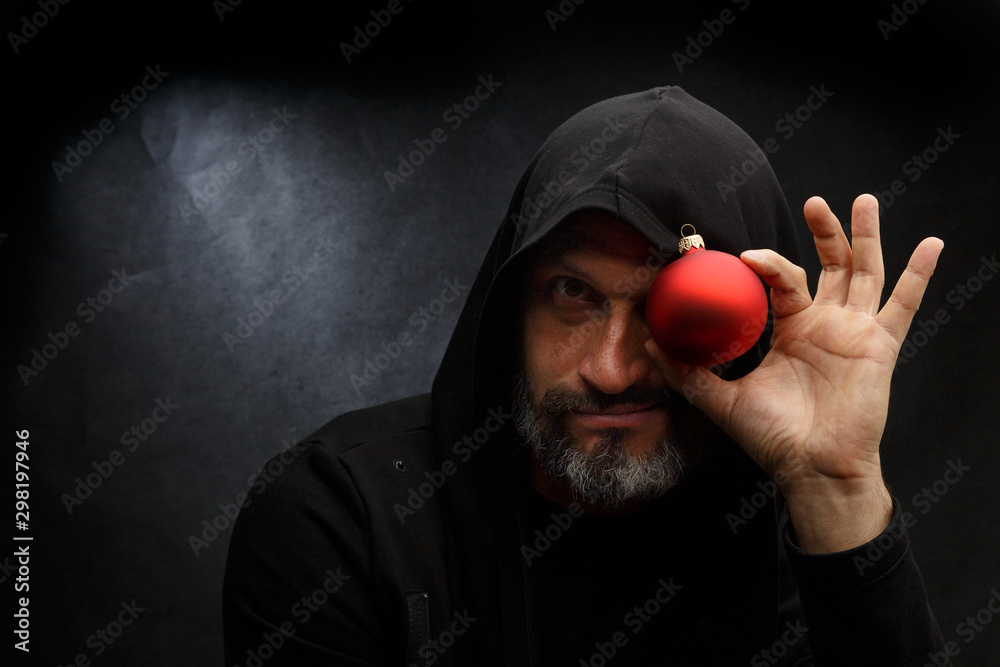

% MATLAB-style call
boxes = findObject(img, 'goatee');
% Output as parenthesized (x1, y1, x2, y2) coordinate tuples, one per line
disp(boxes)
(511, 369, 702, 510)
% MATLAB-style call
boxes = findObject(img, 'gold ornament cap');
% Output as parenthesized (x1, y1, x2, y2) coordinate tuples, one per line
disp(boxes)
(678, 224, 706, 253)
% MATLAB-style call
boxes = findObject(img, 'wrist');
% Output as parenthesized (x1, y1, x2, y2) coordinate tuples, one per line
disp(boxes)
(782, 475, 893, 554)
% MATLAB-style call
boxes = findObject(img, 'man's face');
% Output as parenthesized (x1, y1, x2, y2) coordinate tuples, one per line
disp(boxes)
(513, 211, 710, 512)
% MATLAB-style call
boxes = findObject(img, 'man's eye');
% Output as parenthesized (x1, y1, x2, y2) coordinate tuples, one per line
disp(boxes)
(554, 277, 589, 300)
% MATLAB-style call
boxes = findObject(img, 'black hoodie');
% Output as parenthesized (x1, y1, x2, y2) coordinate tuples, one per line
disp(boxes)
(223, 86, 947, 666)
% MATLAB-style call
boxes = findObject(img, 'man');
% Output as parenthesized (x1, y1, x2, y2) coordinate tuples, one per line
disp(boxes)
(223, 86, 948, 665)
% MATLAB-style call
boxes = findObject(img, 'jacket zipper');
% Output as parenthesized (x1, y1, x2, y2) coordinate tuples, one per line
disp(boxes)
(405, 589, 431, 667)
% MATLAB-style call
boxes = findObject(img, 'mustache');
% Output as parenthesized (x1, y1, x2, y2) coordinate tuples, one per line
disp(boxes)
(536, 382, 674, 415)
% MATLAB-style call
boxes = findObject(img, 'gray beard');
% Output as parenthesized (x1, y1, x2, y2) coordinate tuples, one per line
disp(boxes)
(511, 369, 695, 510)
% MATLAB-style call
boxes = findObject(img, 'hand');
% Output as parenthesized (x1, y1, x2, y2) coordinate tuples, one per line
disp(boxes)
(645, 194, 944, 552)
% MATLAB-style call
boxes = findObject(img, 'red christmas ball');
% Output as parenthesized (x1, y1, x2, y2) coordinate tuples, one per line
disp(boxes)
(646, 237, 769, 366)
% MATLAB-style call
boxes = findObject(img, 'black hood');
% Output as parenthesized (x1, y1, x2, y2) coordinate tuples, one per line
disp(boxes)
(431, 86, 800, 664)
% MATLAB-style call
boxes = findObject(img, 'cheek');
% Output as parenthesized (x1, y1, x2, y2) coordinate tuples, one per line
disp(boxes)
(522, 308, 591, 386)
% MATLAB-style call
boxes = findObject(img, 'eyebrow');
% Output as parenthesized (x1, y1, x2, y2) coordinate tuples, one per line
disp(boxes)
(535, 255, 598, 286)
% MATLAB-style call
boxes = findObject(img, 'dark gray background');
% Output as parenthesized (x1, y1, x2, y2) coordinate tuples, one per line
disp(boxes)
(4, 0, 999, 664)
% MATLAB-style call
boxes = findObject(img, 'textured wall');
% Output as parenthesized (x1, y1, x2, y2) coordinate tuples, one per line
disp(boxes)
(5, 1, 999, 664)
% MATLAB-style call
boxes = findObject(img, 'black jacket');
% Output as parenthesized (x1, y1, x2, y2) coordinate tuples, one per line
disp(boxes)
(223, 86, 947, 666)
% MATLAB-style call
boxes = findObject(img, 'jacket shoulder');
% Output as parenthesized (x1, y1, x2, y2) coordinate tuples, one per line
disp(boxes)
(303, 392, 433, 455)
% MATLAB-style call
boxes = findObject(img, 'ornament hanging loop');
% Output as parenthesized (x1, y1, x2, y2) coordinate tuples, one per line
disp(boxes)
(678, 224, 706, 253)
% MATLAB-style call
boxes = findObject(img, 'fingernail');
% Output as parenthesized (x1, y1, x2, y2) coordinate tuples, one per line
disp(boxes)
(742, 249, 765, 261)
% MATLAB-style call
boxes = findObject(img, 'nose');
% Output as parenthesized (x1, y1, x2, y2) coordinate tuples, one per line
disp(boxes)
(576, 302, 654, 395)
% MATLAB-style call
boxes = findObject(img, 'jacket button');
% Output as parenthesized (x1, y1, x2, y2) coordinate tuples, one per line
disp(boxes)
(393, 459, 406, 472)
